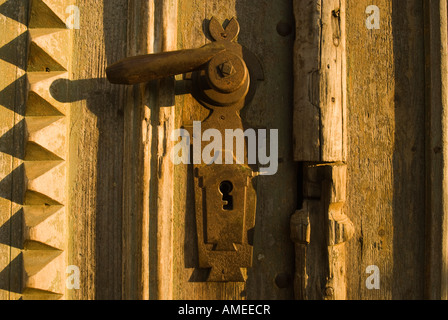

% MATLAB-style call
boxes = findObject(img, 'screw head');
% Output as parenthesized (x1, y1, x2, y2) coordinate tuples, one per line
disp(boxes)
(218, 61, 235, 77)
(275, 273, 292, 289)
(206, 52, 248, 97)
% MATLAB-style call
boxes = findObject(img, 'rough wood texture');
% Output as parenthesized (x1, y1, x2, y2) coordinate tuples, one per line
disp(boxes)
(293, 163, 353, 300)
(293, 0, 427, 300)
(323, 164, 353, 300)
(293, 0, 347, 162)
(290, 207, 310, 300)
(67, 0, 127, 300)
(292, 0, 351, 300)
(109, 0, 178, 300)
(345, 0, 426, 299)
(150, 0, 177, 300)
(424, 0, 448, 300)
(121, 0, 153, 300)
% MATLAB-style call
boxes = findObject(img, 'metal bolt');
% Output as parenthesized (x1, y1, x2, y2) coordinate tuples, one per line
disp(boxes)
(275, 273, 291, 289)
(276, 21, 292, 37)
(218, 61, 235, 77)
(324, 287, 334, 297)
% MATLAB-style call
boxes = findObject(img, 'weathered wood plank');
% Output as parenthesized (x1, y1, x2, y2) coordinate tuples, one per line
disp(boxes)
(293, 0, 347, 162)
(292, 0, 320, 161)
(293, 163, 353, 300)
(345, 0, 426, 299)
(152, 0, 177, 300)
(424, 0, 448, 300)
(320, 0, 347, 162)
(121, 0, 153, 300)
(67, 0, 128, 300)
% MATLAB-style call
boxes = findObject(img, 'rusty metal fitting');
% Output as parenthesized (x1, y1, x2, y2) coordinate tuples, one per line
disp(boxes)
(207, 52, 248, 94)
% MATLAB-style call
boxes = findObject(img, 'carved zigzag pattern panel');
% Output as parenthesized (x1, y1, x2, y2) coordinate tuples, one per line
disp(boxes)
(21, 0, 70, 300)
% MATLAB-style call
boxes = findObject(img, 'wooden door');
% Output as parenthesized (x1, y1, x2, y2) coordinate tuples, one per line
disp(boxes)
(0, 0, 297, 300)
(0, 0, 447, 301)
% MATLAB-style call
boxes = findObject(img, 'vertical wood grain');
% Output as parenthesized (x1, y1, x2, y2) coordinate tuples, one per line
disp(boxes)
(345, 0, 426, 299)
(424, 0, 448, 300)
(122, 0, 150, 300)
(293, 0, 347, 162)
(67, 0, 127, 300)
(153, 0, 177, 300)
(293, 0, 350, 300)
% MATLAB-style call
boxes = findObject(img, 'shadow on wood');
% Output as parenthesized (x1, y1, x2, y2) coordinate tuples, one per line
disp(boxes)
(0, 208, 23, 249)
(0, 164, 25, 204)
(0, 0, 29, 25)
(391, 0, 426, 300)
(0, 76, 27, 116)
(0, 254, 24, 294)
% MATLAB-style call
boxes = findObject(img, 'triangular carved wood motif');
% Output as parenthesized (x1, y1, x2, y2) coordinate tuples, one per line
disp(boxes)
(28, 0, 67, 29)
(27, 42, 66, 72)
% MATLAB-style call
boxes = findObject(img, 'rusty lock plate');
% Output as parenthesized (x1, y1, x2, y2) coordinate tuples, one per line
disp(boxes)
(106, 16, 264, 282)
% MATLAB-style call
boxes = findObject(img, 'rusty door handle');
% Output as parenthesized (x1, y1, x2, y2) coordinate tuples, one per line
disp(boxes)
(106, 17, 263, 108)
(106, 42, 226, 85)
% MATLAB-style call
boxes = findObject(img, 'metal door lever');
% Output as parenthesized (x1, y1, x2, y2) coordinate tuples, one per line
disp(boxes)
(106, 42, 226, 85)
(106, 17, 262, 108)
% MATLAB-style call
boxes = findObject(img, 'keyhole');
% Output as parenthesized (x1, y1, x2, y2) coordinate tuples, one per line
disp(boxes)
(219, 181, 234, 211)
